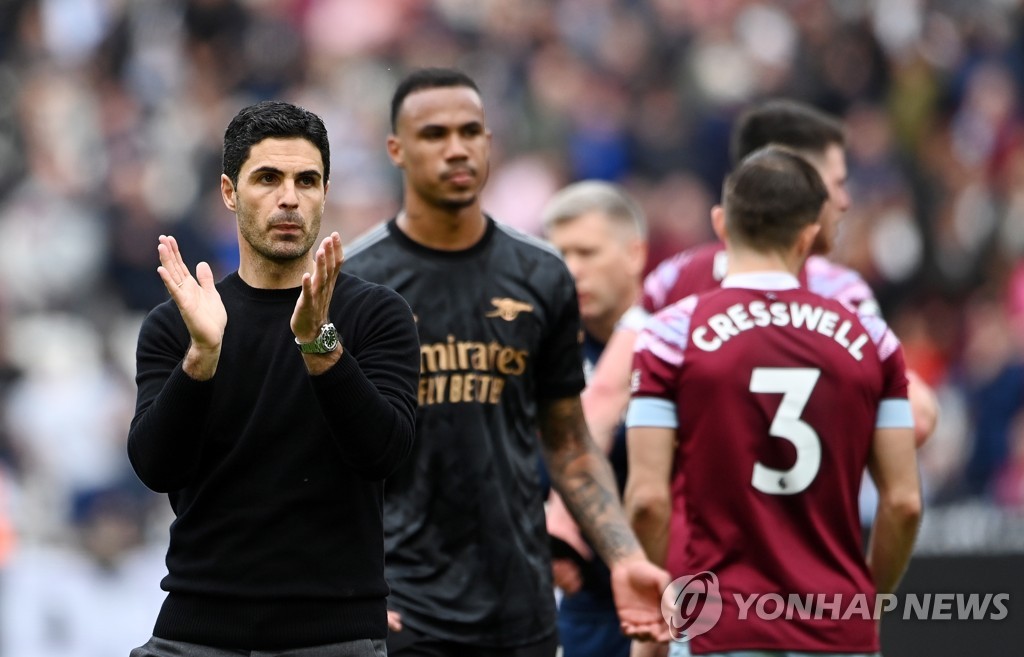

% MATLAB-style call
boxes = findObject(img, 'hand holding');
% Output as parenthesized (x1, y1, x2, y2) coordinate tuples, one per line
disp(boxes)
(291, 232, 343, 343)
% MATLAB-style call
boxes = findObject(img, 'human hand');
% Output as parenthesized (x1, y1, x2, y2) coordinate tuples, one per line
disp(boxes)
(547, 491, 592, 596)
(548, 489, 596, 595)
(291, 232, 343, 343)
(552, 557, 583, 595)
(387, 609, 403, 632)
(157, 235, 226, 379)
(610, 554, 672, 642)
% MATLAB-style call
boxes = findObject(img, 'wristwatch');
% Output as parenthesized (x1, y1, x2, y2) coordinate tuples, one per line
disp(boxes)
(295, 323, 340, 354)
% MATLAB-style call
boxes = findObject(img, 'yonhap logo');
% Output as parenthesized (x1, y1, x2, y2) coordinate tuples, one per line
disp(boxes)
(661, 570, 1011, 641)
(661, 571, 724, 642)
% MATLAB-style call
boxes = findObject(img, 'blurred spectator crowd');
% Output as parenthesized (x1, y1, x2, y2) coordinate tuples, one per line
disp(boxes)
(2, 0, 1024, 653)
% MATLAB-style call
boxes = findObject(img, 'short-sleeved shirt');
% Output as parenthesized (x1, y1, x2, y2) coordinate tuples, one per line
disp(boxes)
(640, 244, 881, 579)
(642, 242, 879, 317)
(343, 217, 585, 647)
(627, 272, 911, 654)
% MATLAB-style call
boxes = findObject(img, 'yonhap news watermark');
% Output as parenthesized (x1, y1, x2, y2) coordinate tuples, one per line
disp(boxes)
(661, 571, 1011, 642)
(729, 591, 1010, 622)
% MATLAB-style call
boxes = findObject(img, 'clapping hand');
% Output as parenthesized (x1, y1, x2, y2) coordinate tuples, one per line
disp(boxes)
(157, 234, 226, 380)
(291, 232, 343, 344)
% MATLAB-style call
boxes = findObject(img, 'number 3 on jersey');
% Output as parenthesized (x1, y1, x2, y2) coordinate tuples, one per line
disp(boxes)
(749, 367, 822, 495)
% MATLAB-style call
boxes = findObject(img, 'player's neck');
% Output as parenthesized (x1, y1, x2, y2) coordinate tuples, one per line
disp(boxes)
(726, 246, 805, 278)
(238, 245, 310, 289)
(397, 202, 487, 251)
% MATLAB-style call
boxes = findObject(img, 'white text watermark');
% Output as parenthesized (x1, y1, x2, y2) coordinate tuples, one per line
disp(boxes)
(661, 572, 1011, 643)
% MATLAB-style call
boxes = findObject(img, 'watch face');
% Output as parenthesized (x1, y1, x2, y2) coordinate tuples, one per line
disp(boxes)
(320, 323, 339, 351)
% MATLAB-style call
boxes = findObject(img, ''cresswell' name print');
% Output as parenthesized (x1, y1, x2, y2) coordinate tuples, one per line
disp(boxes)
(418, 335, 528, 405)
(690, 301, 869, 361)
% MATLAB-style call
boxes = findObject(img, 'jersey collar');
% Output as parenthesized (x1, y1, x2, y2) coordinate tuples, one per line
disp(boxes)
(722, 271, 800, 290)
(387, 215, 495, 259)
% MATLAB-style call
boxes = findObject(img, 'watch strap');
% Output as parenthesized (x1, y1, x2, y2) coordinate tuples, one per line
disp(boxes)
(295, 322, 339, 354)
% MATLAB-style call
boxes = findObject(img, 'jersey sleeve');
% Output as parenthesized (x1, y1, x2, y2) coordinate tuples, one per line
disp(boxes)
(535, 260, 587, 401)
(626, 295, 699, 429)
(860, 312, 913, 429)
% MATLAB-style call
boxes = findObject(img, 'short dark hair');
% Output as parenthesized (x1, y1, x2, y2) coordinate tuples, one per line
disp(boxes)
(222, 101, 330, 187)
(730, 99, 845, 165)
(390, 67, 480, 133)
(723, 146, 828, 253)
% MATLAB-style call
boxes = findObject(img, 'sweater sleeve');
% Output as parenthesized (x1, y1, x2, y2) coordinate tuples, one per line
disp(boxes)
(309, 285, 419, 480)
(127, 304, 216, 493)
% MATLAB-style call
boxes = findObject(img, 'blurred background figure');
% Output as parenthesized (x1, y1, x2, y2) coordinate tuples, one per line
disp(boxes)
(542, 180, 648, 657)
(1, 483, 166, 657)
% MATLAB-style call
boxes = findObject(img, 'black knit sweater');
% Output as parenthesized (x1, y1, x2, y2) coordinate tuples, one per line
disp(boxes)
(128, 271, 419, 649)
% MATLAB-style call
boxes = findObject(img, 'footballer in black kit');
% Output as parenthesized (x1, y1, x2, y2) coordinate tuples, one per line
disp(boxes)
(344, 215, 586, 648)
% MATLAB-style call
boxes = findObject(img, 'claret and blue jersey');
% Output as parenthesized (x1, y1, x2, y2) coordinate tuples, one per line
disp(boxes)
(628, 271, 912, 654)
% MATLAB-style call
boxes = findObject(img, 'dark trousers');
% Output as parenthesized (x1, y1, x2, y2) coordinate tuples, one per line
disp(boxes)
(386, 626, 558, 657)
(130, 636, 387, 656)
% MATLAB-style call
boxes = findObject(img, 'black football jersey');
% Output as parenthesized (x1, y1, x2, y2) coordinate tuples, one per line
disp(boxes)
(343, 217, 585, 646)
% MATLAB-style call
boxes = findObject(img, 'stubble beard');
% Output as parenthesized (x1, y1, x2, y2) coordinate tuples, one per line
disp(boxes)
(436, 195, 478, 212)
(238, 204, 320, 264)
(430, 161, 488, 212)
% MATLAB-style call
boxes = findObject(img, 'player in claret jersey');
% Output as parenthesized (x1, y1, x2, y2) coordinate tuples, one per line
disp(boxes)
(625, 147, 922, 656)
(642, 100, 870, 316)
(583, 100, 937, 455)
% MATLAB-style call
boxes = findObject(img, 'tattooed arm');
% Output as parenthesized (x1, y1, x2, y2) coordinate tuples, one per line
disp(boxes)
(539, 395, 670, 640)
(538, 395, 641, 564)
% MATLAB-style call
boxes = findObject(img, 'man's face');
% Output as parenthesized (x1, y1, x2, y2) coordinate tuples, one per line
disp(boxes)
(807, 143, 849, 255)
(387, 86, 491, 211)
(222, 137, 327, 264)
(547, 211, 643, 333)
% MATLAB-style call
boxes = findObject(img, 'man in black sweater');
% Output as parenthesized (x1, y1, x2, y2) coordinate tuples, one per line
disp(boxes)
(127, 101, 420, 656)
